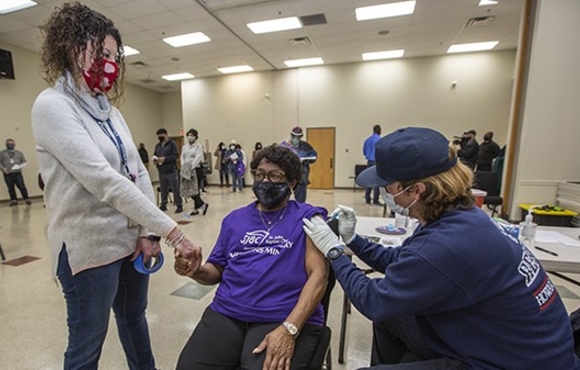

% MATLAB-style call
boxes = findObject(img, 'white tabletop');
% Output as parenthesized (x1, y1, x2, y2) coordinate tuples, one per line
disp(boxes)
(355, 217, 580, 274)
(523, 226, 580, 273)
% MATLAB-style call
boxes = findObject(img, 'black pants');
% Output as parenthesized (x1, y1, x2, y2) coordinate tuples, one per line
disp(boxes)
(159, 172, 182, 207)
(177, 307, 322, 370)
(3, 172, 29, 201)
(219, 165, 229, 186)
(476, 164, 492, 171)
(366, 316, 465, 370)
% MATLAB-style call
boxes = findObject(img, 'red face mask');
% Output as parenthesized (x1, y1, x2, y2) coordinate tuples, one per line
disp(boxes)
(82, 58, 119, 93)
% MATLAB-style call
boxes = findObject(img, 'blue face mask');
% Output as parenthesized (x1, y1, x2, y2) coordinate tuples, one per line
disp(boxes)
(6, 144, 15, 150)
(380, 186, 417, 217)
(290, 137, 300, 146)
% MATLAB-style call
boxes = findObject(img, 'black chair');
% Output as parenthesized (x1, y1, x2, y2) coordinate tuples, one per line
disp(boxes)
(304, 221, 342, 369)
(307, 326, 332, 370)
(156, 186, 174, 205)
(350, 164, 367, 192)
(474, 171, 503, 217)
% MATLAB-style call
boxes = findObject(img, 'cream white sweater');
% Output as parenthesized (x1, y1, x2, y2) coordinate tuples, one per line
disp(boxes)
(31, 73, 177, 277)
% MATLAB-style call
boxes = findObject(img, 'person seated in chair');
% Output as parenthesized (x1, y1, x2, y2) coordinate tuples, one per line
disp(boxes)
(174, 144, 328, 370)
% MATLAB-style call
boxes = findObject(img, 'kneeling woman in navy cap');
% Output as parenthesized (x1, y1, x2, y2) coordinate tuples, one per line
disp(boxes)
(304, 127, 579, 370)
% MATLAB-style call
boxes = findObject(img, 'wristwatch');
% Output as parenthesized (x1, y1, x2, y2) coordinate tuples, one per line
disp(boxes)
(283, 321, 299, 336)
(326, 246, 344, 261)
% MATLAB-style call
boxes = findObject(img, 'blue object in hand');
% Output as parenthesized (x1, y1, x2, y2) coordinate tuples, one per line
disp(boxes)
(133, 252, 164, 274)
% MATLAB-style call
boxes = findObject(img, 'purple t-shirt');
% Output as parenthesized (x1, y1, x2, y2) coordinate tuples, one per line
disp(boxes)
(207, 200, 327, 326)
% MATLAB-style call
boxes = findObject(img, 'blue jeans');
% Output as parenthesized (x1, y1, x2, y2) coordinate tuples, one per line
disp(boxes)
(230, 167, 243, 191)
(57, 246, 156, 370)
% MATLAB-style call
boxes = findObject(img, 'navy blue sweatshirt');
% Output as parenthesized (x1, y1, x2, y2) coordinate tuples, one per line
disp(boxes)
(331, 207, 579, 370)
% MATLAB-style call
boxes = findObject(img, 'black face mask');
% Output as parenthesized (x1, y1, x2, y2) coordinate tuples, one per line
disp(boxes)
(252, 181, 291, 209)
(483, 135, 491, 141)
(157, 136, 165, 143)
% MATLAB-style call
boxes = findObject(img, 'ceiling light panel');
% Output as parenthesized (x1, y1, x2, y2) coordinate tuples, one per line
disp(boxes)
(123, 46, 140, 57)
(356, 1, 416, 21)
(247, 17, 302, 34)
(162, 72, 195, 81)
(447, 41, 499, 53)
(163, 32, 211, 48)
(0, 0, 37, 14)
(362, 50, 405, 61)
(217, 65, 254, 74)
(479, 0, 499, 5)
(284, 58, 324, 68)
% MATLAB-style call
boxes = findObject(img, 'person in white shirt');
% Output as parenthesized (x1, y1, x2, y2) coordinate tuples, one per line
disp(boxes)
(181, 129, 209, 216)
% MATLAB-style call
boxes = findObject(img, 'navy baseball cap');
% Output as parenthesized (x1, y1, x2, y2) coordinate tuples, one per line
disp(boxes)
(356, 127, 457, 187)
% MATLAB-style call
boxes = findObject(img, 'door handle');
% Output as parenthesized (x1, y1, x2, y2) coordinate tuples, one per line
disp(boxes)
(330, 158, 333, 169)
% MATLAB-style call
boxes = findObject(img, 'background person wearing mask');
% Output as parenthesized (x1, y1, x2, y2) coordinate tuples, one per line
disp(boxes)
(0, 138, 31, 206)
(303, 127, 579, 370)
(252, 142, 263, 162)
(281, 126, 317, 203)
(31, 3, 201, 369)
(181, 129, 209, 216)
(476, 131, 501, 171)
(138, 142, 149, 170)
(226, 140, 244, 192)
(214, 142, 230, 188)
(154, 128, 183, 213)
(363, 125, 382, 206)
(456, 129, 479, 170)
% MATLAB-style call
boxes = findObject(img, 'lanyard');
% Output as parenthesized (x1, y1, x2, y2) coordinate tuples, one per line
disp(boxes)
(95, 118, 135, 182)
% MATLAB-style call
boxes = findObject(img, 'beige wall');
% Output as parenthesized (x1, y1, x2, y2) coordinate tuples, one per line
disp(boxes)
(0, 42, 46, 201)
(508, 0, 580, 218)
(182, 50, 516, 188)
(163, 91, 184, 137)
(0, 42, 168, 200)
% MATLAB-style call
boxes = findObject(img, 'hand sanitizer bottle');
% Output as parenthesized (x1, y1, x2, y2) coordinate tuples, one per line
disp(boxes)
(519, 213, 537, 243)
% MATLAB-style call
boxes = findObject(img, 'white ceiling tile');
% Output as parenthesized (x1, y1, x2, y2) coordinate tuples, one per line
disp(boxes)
(108, 0, 168, 20)
(0, 17, 30, 34)
(0, 0, 525, 92)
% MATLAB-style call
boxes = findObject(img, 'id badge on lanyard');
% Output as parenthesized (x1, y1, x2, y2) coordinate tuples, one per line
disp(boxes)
(95, 118, 139, 228)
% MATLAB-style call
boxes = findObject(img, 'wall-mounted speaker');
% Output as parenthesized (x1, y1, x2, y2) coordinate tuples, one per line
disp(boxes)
(0, 49, 15, 80)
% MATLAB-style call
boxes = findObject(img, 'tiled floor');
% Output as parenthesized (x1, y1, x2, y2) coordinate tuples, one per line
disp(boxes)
(1, 187, 579, 370)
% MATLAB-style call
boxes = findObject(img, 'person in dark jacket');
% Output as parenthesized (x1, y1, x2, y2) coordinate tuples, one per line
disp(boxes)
(476, 131, 501, 171)
(280, 126, 317, 203)
(456, 129, 478, 170)
(138, 143, 150, 170)
(154, 128, 183, 213)
(304, 127, 580, 370)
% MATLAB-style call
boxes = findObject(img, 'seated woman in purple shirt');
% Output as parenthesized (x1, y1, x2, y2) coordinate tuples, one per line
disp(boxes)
(174, 144, 328, 370)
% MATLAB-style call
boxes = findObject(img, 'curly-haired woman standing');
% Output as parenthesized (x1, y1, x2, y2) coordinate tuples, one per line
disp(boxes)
(31, 3, 201, 369)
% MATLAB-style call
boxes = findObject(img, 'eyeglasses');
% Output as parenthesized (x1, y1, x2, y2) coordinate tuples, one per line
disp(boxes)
(85, 50, 121, 63)
(251, 169, 286, 183)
